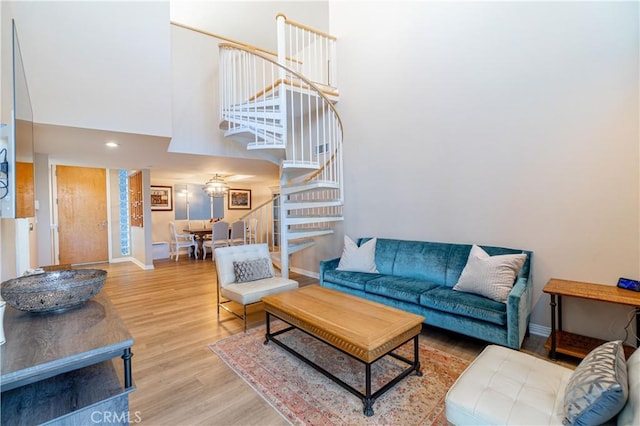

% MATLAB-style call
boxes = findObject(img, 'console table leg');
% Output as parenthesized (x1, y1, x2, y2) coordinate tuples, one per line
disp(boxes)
(122, 348, 133, 389)
(636, 309, 639, 348)
(550, 294, 557, 361)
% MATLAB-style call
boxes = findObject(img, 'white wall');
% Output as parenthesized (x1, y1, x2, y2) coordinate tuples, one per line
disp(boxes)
(7, 1, 172, 137)
(168, 1, 330, 156)
(329, 1, 639, 340)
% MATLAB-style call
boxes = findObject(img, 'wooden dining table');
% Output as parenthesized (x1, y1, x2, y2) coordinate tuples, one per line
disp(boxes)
(183, 228, 212, 259)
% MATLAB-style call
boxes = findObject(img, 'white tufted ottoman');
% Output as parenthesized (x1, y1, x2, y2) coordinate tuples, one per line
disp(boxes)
(445, 345, 574, 425)
(446, 343, 640, 425)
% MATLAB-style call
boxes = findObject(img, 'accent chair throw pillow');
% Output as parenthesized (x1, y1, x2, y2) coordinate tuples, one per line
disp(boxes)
(452, 244, 526, 303)
(233, 258, 273, 283)
(336, 236, 379, 273)
(563, 340, 628, 426)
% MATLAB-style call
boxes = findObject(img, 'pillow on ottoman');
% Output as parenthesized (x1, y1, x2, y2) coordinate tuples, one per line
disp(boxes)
(563, 340, 628, 426)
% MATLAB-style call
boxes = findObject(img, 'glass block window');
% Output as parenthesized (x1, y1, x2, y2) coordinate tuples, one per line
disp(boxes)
(118, 169, 130, 256)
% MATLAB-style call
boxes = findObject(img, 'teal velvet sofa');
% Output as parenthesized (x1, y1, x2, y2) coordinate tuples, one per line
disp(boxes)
(319, 238, 533, 350)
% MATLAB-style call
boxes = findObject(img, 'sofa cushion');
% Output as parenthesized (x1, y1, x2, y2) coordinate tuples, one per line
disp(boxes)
(563, 340, 628, 426)
(420, 286, 507, 326)
(322, 269, 382, 291)
(221, 277, 298, 305)
(390, 240, 450, 283)
(364, 276, 440, 304)
(337, 236, 379, 273)
(453, 245, 527, 303)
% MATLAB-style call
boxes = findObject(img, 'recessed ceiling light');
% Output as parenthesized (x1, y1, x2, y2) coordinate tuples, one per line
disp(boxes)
(105, 142, 119, 148)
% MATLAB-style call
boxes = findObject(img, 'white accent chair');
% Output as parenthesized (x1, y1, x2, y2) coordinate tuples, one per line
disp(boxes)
(445, 344, 640, 425)
(168, 221, 197, 261)
(214, 243, 298, 331)
(202, 221, 229, 260)
(229, 220, 246, 246)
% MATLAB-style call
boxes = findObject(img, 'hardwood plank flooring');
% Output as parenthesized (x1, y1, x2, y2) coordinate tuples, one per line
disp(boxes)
(86, 258, 577, 425)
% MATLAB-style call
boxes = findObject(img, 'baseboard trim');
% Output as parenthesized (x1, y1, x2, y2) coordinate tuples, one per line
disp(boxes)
(110, 256, 154, 270)
(290, 266, 319, 279)
(110, 256, 133, 264)
(529, 323, 551, 337)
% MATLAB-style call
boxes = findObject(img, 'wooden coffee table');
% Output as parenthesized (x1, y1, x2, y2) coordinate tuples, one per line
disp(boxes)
(261, 285, 425, 416)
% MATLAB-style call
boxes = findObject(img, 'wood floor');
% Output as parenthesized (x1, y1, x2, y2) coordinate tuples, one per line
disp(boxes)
(90, 257, 578, 425)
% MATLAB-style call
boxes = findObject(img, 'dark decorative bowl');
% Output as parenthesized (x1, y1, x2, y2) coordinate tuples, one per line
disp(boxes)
(0, 269, 107, 313)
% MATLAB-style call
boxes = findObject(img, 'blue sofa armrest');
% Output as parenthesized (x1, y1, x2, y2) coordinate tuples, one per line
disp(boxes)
(506, 275, 532, 349)
(319, 257, 341, 285)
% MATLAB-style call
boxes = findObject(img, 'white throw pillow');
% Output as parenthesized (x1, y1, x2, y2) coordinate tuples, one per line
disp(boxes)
(453, 245, 526, 303)
(336, 236, 379, 273)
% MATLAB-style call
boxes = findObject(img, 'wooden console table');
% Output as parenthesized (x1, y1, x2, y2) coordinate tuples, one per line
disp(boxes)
(1, 292, 134, 425)
(543, 278, 639, 360)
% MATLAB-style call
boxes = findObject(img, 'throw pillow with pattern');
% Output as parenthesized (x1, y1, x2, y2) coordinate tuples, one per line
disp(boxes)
(563, 340, 628, 426)
(233, 258, 273, 283)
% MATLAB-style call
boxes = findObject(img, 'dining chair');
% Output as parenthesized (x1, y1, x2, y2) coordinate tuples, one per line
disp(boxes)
(168, 221, 197, 261)
(229, 220, 246, 246)
(202, 221, 229, 260)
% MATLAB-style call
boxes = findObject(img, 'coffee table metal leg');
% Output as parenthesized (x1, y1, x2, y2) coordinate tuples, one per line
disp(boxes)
(413, 335, 422, 377)
(364, 363, 374, 416)
(264, 312, 271, 345)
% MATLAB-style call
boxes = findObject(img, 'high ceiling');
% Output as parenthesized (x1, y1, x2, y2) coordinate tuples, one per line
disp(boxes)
(5, 1, 329, 187)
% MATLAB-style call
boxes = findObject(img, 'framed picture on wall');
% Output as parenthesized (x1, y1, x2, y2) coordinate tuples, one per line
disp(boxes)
(150, 185, 173, 211)
(228, 189, 251, 210)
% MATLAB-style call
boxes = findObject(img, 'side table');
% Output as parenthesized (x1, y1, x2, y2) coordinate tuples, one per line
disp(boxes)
(543, 278, 639, 360)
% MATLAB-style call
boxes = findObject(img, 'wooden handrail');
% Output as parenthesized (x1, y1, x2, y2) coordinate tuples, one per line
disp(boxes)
(171, 21, 277, 57)
(171, 21, 302, 65)
(248, 78, 339, 102)
(276, 13, 337, 41)
(304, 151, 337, 183)
(239, 194, 279, 221)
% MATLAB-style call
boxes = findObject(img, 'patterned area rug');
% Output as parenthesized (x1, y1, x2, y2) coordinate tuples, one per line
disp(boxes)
(209, 323, 469, 425)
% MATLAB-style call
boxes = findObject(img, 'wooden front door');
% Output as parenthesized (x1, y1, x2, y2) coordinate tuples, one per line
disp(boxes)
(56, 165, 108, 265)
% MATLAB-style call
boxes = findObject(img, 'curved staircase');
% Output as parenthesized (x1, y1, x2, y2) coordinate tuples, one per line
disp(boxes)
(218, 15, 344, 277)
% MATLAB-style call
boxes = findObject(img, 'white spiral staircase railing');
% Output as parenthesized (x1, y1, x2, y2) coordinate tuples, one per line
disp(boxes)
(219, 15, 344, 277)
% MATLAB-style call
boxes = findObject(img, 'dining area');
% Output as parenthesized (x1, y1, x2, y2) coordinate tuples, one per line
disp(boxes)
(168, 219, 251, 261)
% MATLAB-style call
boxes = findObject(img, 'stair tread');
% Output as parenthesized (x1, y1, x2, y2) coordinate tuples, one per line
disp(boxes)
(288, 228, 334, 235)
(287, 214, 343, 219)
(285, 199, 341, 203)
